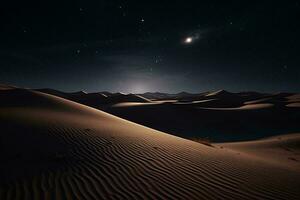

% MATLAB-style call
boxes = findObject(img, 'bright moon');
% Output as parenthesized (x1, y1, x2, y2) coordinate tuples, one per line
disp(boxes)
(185, 37, 193, 44)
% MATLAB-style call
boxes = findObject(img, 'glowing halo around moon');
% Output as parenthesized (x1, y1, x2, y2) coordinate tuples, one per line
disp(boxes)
(185, 37, 193, 44)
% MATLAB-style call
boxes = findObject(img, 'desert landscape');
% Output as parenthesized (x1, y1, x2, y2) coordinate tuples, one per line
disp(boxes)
(2, 1, 299, 199)
(37, 87, 300, 142)
(1, 84, 300, 199)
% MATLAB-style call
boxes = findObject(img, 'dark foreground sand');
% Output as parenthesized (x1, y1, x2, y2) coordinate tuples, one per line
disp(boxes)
(0, 88, 300, 199)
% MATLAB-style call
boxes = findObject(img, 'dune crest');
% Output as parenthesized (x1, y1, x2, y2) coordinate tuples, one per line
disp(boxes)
(0, 88, 299, 199)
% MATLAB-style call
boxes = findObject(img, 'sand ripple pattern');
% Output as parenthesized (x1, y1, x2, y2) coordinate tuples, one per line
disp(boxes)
(0, 91, 299, 200)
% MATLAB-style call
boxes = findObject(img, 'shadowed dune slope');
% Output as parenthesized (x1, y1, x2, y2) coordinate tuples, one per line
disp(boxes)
(33, 88, 300, 142)
(106, 93, 151, 104)
(0, 89, 300, 199)
(104, 101, 300, 142)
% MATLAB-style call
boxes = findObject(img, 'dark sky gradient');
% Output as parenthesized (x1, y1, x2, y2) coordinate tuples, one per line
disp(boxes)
(1, 1, 300, 93)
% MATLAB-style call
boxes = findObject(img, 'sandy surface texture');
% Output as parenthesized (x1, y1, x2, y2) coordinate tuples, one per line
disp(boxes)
(0, 88, 299, 199)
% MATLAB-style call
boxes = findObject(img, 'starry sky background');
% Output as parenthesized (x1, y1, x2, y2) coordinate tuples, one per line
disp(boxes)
(1, 0, 300, 93)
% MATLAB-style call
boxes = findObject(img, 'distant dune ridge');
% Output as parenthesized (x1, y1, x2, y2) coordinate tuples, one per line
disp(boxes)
(0, 84, 17, 90)
(106, 91, 300, 142)
(36, 88, 150, 108)
(2, 86, 300, 142)
(18, 87, 300, 141)
(1, 85, 300, 199)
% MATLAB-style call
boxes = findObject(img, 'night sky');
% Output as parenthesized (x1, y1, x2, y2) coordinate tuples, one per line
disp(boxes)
(1, 1, 300, 93)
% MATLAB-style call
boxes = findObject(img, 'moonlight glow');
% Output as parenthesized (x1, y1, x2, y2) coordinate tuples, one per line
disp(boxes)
(185, 37, 193, 44)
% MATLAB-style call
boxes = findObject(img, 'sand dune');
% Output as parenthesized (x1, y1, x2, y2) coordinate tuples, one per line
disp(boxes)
(107, 93, 150, 104)
(287, 94, 300, 101)
(104, 100, 300, 142)
(218, 133, 300, 171)
(245, 93, 298, 106)
(140, 92, 196, 100)
(1, 88, 299, 199)
(286, 103, 300, 108)
(36, 89, 151, 108)
(0, 84, 17, 90)
(286, 94, 300, 105)
(198, 103, 274, 110)
(34, 88, 300, 142)
(206, 90, 238, 98)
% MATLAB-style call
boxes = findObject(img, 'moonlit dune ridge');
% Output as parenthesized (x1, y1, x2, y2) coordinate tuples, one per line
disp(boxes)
(2, 1, 300, 199)
(103, 90, 300, 142)
(0, 87, 300, 199)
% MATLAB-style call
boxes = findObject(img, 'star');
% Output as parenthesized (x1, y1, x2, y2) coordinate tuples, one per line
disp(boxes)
(140, 18, 145, 23)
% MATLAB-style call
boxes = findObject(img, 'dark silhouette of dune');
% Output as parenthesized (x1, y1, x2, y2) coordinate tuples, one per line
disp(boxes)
(99, 91, 113, 97)
(36, 88, 70, 98)
(104, 90, 300, 142)
(107, 93, 150, 104)
(205, 90, 238, 98)
(287, 93, 300, 102)
(36, 89, 150, 108)
(0, 84, 17, 90)
(33, 88, 300, 142)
